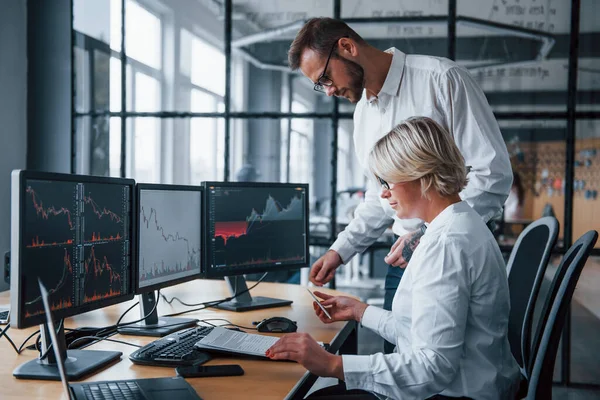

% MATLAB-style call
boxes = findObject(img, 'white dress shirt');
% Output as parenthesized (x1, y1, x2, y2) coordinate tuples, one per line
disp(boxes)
(342, 201, 520, 400)
(330, 48, 512, 263)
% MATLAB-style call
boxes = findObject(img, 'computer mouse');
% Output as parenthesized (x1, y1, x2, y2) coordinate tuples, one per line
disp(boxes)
(255, 317, 297, 333)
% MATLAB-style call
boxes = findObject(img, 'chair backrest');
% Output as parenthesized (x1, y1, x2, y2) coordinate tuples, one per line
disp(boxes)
(526, 230, 598, 400)
(506, 217, 559, 370)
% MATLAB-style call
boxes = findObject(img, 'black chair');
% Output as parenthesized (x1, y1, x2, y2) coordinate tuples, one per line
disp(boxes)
(525, 230, 598, 399)
(506, 217, 559, 370)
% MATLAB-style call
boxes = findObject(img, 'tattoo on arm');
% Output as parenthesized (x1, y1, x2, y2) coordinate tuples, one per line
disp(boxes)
(401, 226, 426, 263)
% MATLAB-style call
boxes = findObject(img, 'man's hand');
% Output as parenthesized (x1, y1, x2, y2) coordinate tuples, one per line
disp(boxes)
(266, 333, 344, 380)
(384, 228, 425, 267)
(309, 250, 343, 286)
(311, 291, 367, 324)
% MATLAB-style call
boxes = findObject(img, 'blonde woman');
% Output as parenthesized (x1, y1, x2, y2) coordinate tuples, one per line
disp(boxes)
(267, 117, 520, 400)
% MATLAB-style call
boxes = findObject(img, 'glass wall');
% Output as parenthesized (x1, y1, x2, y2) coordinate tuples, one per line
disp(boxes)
(72, 0, 599, 389)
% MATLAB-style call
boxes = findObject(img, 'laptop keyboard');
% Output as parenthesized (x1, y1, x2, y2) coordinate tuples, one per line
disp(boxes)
(129, 326, 213, 367)
(83, 381, 145, 400)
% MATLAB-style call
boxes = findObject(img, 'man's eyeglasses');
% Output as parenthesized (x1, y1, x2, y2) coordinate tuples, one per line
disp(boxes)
(313, 36, 348, 93)
(376, 176, 391, 191)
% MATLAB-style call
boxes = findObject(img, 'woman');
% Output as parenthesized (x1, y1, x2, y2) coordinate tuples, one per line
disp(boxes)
(266, 117, 520, 400)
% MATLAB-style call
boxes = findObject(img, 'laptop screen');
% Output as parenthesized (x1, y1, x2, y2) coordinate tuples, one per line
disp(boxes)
(39, 279, 73, 400)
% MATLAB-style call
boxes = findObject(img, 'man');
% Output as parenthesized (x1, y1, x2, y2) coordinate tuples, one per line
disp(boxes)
(288, 18, 512, 353)
(266, 117, 520, 400)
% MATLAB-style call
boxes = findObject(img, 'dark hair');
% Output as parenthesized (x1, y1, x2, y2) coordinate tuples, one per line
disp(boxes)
(288, 18, 365, 71)
(513, 171, 525, 206)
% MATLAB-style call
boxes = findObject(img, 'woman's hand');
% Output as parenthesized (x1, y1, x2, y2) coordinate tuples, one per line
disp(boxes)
(266, 333, 344, 380)
(312, 291, 368, 323)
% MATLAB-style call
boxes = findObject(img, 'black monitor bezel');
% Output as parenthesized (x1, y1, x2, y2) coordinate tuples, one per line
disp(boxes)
(202, 181, 310, 278)
(134, 183, 204, 294)
(11, 170, 136, 329)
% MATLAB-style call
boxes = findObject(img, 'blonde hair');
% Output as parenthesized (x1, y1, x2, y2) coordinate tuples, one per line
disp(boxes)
(368, 116, 468, 199)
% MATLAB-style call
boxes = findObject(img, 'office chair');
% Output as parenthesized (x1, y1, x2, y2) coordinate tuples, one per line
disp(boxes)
(525, 230, 598, 399)
(506, 217, 559, 370)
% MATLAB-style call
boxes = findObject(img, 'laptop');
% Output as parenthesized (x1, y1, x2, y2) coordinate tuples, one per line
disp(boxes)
(38, 279, 202, 400)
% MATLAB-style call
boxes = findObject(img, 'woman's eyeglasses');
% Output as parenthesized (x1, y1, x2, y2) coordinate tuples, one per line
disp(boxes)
(376, 176, 391, 191)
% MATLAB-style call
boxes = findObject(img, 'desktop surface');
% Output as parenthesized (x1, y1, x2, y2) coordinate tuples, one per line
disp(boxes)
(0, 280, 357, 400)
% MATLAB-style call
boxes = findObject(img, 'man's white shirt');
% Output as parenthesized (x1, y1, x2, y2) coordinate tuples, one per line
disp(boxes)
(330, 48, 512, 263)
(342, 201, 521, 399)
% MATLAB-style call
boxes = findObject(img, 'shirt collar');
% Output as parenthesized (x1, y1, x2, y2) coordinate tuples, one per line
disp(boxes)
(380, 48, 406, 96)
(424, 201, 470, 234)
(366, 47, 406, 105)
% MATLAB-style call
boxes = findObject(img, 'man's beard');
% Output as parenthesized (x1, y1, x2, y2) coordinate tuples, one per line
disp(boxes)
(339, 57, 365, 103)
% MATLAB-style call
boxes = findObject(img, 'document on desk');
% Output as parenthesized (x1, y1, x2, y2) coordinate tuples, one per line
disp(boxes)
(194, 327, 280, 358)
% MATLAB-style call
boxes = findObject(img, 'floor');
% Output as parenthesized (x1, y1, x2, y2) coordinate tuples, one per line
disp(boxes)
(311, 256, 600, 399)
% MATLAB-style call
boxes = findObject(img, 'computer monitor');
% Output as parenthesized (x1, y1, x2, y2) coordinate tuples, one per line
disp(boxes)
(203, 181, 309, 311)
(118, 184, 203, 337)
(10, 170, 135, 380)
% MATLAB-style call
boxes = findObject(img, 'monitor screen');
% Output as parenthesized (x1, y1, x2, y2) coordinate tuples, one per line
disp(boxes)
(136, 184, 202, 292)
(10, 171, 135, 329)
(204, 182, 309, 277)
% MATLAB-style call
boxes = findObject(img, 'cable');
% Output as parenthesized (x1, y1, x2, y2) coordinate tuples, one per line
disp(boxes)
(41, 289, 179, 352)
(116, 301, 140, 326)
(163, 273, 268, 318)
(37, 320, 65, 361)
(160, 294, 194, 307)
(0, 323, 10, 340)
(161, 273, 268, 308)
(198, 318, 257, 331)
(18, 329, 41, 354)
(68, 335, 142, 350)
(5, 291, 163, 357)
(1, 324, 43, 355)
(0, 324, 20, 354)
(112, 289, 161, 329)
(96, 290, 162, 337)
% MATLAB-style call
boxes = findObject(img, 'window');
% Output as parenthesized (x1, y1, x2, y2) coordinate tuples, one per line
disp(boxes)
(180, 29, 227, 182)
(125, 0, 161, 69)
(288, 101, 314, 185)
(191, 36, 225, 97)
(124, 1, 163, 182)
(189, 90, 224, 182)
(337, 126, 352, 190)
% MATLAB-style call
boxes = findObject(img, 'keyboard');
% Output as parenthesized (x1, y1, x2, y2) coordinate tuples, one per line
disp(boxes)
(129, 326, 213, 367)
(81, 381, 144, 400)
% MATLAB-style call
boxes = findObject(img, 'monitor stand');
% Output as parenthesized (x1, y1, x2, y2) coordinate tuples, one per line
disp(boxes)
(13, 321, 122, 381)
(213, 275, 293, 312)
(118, 291, 198, 337)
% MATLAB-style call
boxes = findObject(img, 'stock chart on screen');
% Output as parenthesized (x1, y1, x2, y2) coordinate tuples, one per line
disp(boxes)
(206, 184, 307, 270)
(22, 179, 131, 319)
(138, 188, 202, 289)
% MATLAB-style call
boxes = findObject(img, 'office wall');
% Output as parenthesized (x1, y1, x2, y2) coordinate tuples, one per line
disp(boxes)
(0, 1, 28, 292)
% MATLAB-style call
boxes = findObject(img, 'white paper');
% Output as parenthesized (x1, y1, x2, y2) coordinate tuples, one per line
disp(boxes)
(195, 327, 280, 357)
